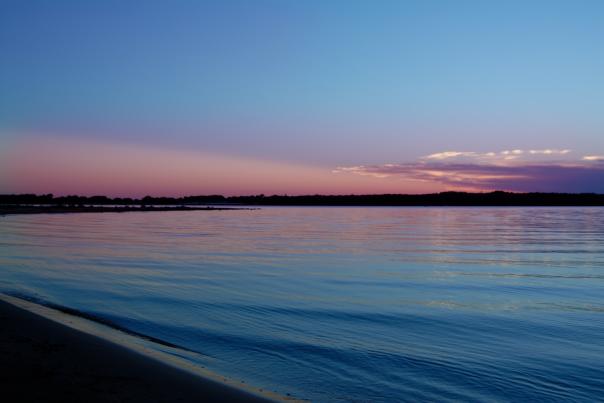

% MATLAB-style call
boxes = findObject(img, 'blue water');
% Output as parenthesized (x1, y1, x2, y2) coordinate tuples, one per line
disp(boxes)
(1, 207, 604, 401)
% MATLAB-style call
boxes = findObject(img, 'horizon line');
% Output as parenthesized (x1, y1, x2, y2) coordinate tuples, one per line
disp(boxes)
(3, 190, 604, 198)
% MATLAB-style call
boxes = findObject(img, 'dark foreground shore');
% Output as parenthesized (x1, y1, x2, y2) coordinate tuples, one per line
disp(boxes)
(0, 298, 272, 403)
(0, 205, 248, 216)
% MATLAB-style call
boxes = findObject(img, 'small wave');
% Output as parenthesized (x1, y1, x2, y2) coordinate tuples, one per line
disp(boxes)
(458, 272, 604, 280)
(4, 291, 202, 355)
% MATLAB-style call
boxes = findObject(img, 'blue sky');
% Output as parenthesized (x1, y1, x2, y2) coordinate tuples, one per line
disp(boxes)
(1, 0, 603, 194)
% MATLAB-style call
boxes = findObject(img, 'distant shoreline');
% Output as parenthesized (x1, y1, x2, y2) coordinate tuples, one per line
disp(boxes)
(2, 191, 604, 208)
(0, 205, 252, 216)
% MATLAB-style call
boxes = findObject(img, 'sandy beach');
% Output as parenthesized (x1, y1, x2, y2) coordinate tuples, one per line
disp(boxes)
(0, 296, 274, 403)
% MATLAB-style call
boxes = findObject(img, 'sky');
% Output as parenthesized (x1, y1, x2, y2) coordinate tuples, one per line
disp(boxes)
(1, 0, 603, 196)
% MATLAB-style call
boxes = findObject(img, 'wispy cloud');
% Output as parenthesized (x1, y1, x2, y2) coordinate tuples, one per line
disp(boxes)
(334, 148, 604, 193)
(529, 149, 572, 155)
(583, 155, 604, 161)
(425, 151, 480, 160)
(421, 148, 573, 164)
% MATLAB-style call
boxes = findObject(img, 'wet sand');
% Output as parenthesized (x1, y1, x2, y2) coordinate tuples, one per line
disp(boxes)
(0, 297, 273, 403)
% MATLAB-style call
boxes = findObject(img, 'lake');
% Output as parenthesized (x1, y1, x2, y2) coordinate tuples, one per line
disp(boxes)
(1, 207, 603, 401)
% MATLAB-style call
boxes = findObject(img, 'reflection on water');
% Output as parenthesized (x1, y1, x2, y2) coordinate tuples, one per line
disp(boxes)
(1, 207, 604, 401)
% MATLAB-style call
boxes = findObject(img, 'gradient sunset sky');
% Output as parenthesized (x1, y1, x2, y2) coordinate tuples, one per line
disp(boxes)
(1, 0, 603, 196)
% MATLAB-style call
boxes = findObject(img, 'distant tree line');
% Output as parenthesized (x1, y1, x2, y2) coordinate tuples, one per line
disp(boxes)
(2, 191, 604, 206)
(0, 194, 227, 206)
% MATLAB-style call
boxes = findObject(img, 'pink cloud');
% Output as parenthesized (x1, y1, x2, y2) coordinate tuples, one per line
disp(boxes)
(335, 149, 604, 193)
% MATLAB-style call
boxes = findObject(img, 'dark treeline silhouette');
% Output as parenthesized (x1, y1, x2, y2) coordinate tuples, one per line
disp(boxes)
(2, 192, 604, 206)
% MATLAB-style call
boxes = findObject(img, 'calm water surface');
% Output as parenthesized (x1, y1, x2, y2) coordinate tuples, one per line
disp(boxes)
(1, 207, 603, 401)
